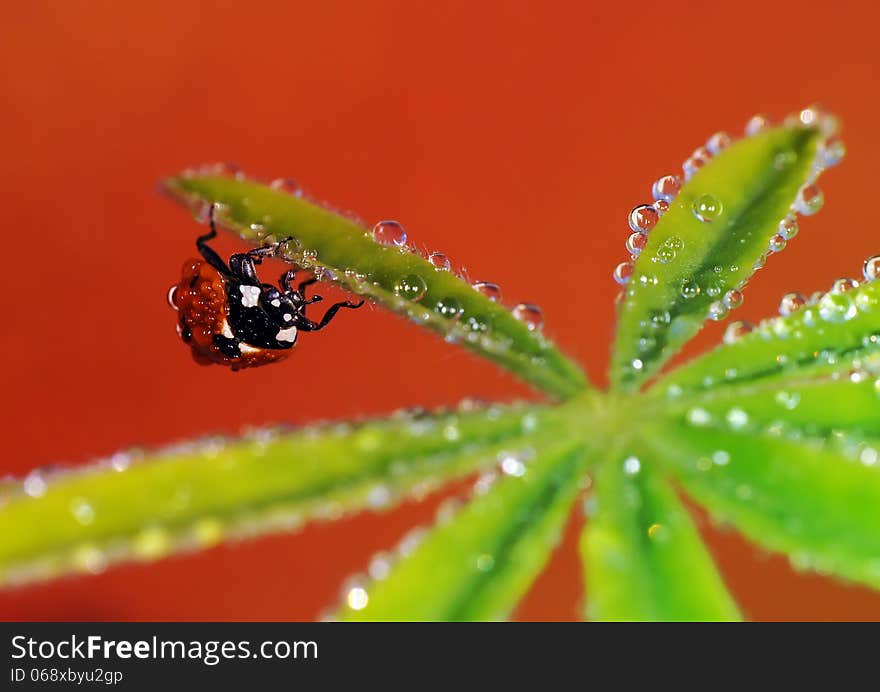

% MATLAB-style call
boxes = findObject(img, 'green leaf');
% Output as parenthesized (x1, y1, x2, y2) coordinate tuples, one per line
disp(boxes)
(653, 277, 880, 399)
(337, 440, 589, 621)
(163, 174, 588, 399)
(0, 403, 566, 587)
(645, 417, 880, 589)
(581, 454, 740, 621)
(611, 121, 834, 391)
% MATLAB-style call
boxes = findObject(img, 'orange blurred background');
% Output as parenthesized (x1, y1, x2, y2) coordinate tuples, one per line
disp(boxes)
(2, 0, 880, 621)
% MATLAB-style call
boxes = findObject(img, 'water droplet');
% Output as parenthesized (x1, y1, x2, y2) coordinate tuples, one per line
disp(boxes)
(818, 291, 857, 323)
(346, 586, 369, 610)
(857, 290, 879, 312)
(270, 178, 303, 196)
(637, 335, 656, 353)
(512, 303, 544, 331)
(500, 453, 527, 477)
(768, 234, 787, 253)
(778, 215, 799, 240)
(799, 106, 822, 127)
(861, 447, 879, 467)
(723, 289, 743, 309)
(473, 281, 502, 302)
(23, 471, 47, 498)
(723, 320, 753, 344)
(682, 154, 708, 180)
(708, 301, 728, 321)
(652, 175, 682, 202)
(647, 311, 671, 331)
(692, 194, 723, 223)
(831, 277, 859, 294)
(706, 131, 732, 155)
(773, 149, 797, 170)
(70, 498, 95, 525)
(372, 220, 407, 247)
(681, 281, 701, 300)
(626, 232, 648, 256)
(434, 296, 463, 320)
(653, 199, 670, 215)
(368, 552, 393, 580)
(745, 114, 770, 136)
(864, 256, 880, 282)
(775, 391, 801, 410)
(779, 292, 806, 316)
(613, 261, 634, 284)
(623, 456, 641, 476)
(166, 285, 180, 312)
(794, 184, 824, 215)
(655, 244, 676, 264)
(687, 407, 711, 426)
(393, 274, 428, 301)
(464, 315, 490, 334)
(428, 252, 452, 271)
(476, 554, 495, 572)
(631, 358, 644, 371)
(726, 408, 749, 430)
(629, 205, 659, 233)
(821, 136, 846, 167)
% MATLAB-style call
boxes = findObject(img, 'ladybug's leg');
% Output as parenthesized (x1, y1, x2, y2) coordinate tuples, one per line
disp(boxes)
(297, 276, 318, 295)
(196, 207, 232, 275)
(229, 237, 295, 284)
(228, 252, 263, 284)
(295, 300, 365, 332)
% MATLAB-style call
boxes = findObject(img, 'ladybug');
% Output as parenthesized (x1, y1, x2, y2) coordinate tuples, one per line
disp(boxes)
(169, 207, 364, 370)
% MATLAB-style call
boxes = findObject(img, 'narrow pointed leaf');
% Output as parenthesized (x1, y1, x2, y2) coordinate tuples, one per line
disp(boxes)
(0, 403, 565, 587)
(646, 418, 880, 589)
(581, 456, 740, 621)
(654, 277, 880, 398)
(611, 118, 836, 391)
(163, 173, 588, 399)
(337, 441, 589, 621)
(658, 376, 880, 440)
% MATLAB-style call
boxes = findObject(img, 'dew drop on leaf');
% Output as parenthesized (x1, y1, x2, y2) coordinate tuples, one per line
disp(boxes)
(794, 184, 824, 215)
(778, 215, 799, 240)
(626, 231, 648, 256)
(768, 234, 787, 253)
(723, 289, 743, 309)
(681, 281, 701, 300)
(745, 113, 771, 136)
(831, 277, 859, 294)
(428, 252, 452, 271)
(270, 177, 303, 196)
(707, 301, 728, 321)
(613, 261, 634, 284)
(818, 291, 857, 323)
(779, 292, 807, 316)
(393, 274, 428, 302)
(651, 174, 682, 202)
(512, 303, 544, 332)
(863, 255, 880, 282)
(706, 131, 732, 155)
(821, 136, 846, 167)
(692, 194, 723, 223)
(723, 320, 753, 344)
(435, 296, 464, 320)
(472, 281, 502, 302)
(629, 205, 659, 233)
(373, 220, 408, 248)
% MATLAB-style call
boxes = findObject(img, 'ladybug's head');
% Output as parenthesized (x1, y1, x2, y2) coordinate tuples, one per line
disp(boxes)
(259, 286, 302, 327)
